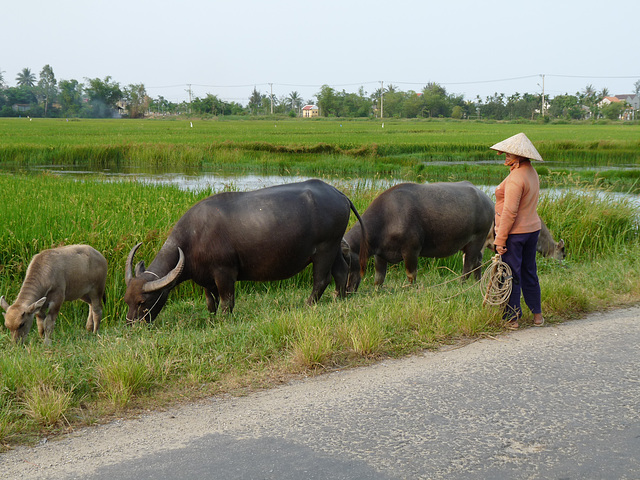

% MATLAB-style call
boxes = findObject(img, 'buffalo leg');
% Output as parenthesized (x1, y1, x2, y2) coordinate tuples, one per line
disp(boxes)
(89, 295, 102, 333)
(462, 243, 484, 281)
(85, 307, 94, 332)
(403, 251, 419, 284)
(308, 257, 333, 304)
(204, 287, 219, 314)
(36, 312, 46, 338)
(43, 306, 60, 346)
(215, 278, 236, 314)
(82, 294, 102, 333)
(374, 256, 388, 287)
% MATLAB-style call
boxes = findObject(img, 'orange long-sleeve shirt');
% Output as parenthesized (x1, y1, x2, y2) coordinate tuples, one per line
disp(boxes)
(494, 161, 541, 246)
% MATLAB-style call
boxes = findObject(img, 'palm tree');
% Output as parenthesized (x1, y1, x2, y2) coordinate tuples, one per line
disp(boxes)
(16, 67, 36, 87)
(287, 91, 303, 115)
(582, 84, 596, 100)
(580, 84, 601, 119)
(248, 87, 262, 115)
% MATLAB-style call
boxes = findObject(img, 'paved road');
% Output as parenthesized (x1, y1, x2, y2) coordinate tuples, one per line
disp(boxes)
(2, 307, 639, 479)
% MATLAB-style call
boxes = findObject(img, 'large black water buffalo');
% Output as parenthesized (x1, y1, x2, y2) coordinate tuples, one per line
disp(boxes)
(124, 179, 367, 322)
(342, 181, 494, 291)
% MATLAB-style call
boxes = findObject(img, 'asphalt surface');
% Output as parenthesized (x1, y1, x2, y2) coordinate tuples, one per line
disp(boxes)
(1, 306, 639, 479)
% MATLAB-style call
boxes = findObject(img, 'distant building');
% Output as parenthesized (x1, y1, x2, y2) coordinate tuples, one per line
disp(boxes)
(598, 96, 622, 108)
(302, 105, 319, 118)
(11, 104, 31, 113)
(615, 94, 639, 120)
(115, 100, 127, 114)
(614, 94, 640, 110)
(599, 94, 639, 120)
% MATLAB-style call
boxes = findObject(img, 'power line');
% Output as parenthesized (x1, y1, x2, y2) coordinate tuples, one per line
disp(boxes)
(146, 74, 640, 104)
(148, 75, 639, 92)
(546, 74, 640, 79)
(192, 83, 269, 88)
(391, 75, 540, 86)
(148, 81, 381, 91)
(145, 84, 187, 89)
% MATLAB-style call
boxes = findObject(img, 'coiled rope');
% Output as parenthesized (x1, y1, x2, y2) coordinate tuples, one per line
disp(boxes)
(481, 254, 513, 306)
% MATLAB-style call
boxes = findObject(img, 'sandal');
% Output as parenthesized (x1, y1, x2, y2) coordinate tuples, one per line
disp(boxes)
(505, 320, 519, 330)
(533, 314, 544, 327)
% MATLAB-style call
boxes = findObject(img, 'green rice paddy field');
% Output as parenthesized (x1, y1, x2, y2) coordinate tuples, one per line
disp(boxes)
(2, 116, 639, 190)
(1, 117, 640, 447)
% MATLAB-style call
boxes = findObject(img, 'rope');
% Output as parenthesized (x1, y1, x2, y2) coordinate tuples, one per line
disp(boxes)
(373, 255, 512, 306)
(409, 257, 496, 303)
(481, 254, 513, 306)
(420, 258, 494, 290)
(438, 275, 483, 302)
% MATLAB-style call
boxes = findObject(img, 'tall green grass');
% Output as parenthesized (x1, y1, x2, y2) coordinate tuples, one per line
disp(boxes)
(1, 173, 639, 447)
(538, 176, 639, 259)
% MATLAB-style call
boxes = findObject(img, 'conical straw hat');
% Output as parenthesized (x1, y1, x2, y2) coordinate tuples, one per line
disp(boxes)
(489, 132, 543, 161)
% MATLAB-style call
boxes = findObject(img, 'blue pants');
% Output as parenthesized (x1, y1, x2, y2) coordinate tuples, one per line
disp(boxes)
(502, 230, 541, 321)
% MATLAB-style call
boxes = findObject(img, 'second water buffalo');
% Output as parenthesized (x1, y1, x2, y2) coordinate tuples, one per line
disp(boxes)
(1, 244, 107, 344)
(342, 181, 494, 291)
(124, 179, 367, 322)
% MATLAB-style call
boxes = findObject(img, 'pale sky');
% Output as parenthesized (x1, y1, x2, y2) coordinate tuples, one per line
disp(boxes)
(2, 0, 639, 106)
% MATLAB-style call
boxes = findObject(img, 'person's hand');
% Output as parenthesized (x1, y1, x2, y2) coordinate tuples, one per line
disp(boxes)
(496, 245, 507, 255)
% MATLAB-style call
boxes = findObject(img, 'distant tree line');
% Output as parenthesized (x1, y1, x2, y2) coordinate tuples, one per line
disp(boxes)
(0, 65, 638, 121)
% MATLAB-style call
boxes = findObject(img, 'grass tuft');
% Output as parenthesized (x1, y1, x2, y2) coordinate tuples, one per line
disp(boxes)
(95, 340, 163, 408)
(22, 384, 73, 427)
(345, 315, 387, 357)
(290, 316, 336, 369)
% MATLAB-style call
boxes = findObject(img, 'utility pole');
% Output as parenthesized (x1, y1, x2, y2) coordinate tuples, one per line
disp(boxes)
(380, 81, 384, 119)
(186, 84, 193, 114)
(269, 83, 273, 115)
(540, 74, 545, 117)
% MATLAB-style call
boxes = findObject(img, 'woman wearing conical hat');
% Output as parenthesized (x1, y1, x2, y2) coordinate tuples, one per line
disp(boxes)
(491, 133, 544, 329)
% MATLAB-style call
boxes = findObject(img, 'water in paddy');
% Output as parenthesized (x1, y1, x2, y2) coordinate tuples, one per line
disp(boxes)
(2, 163, 640, 210)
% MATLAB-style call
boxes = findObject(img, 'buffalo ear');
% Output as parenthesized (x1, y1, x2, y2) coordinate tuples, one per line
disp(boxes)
(27, 297, 47, 314)
(0, 296, 9, 312)
(134, 261, 146, 277)
(558, 239, 565, 249)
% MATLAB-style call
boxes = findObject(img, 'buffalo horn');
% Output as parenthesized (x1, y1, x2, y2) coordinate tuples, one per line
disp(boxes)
(125, 242, 143, 286)
(142, 248, 185, 293)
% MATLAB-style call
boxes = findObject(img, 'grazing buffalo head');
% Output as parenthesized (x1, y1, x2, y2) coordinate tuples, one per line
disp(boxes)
(537, 220, 566, 261)
(550, 238, 566, 261)
(124, 243, 185, 324)
(1, 296, 47, 343)
(484, 221, 496, 253)
(341, 239, 362, 293)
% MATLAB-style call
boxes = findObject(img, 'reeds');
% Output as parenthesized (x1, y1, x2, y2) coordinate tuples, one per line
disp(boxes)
(538, 176, 639, 260)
